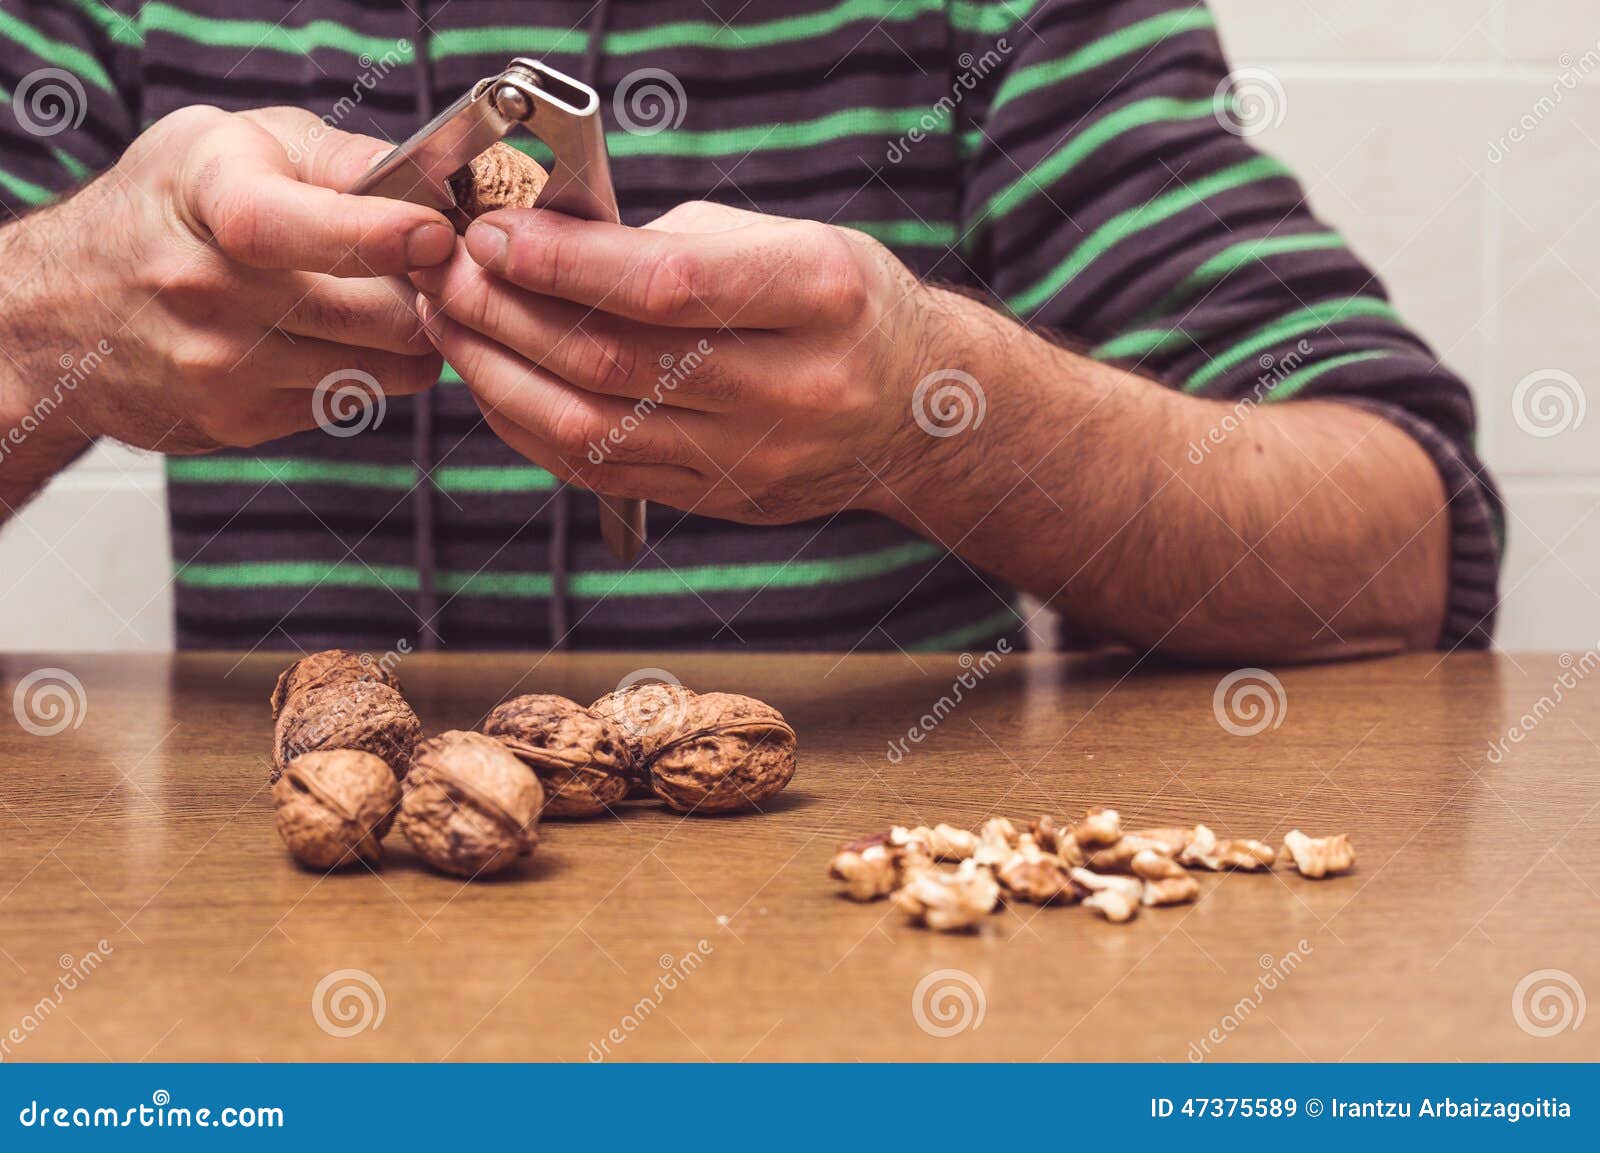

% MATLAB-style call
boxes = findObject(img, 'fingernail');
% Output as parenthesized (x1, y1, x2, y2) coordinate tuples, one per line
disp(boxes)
(414, 293, 440, 342)
(406, 222, 455, 267)
(465, 222, 507, 270)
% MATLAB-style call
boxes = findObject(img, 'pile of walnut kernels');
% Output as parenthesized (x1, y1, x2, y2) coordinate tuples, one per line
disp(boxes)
(268, 649, 797, 878)
(830, 809, 1355, 931)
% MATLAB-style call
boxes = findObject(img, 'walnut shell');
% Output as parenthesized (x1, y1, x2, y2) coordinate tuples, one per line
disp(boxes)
(589, 682, 697, 779)
(271, 679, 420, 788)
(398, 731, 543, 878)
(273, 750, 401, 870)
(270, 648, 400, 719)
(648, 692, 797, 814)
(449, 141, 549, 218)
(482, 694, 631, 818)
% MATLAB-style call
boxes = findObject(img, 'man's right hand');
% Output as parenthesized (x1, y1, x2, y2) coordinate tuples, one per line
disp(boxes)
(0, 104, 451, 458)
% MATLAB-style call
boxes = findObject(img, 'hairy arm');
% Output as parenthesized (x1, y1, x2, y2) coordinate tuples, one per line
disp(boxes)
(877, 289, 1450, 662)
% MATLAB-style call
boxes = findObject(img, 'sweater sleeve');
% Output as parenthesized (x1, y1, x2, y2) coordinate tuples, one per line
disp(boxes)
(0, 0, 142, 216)
(953, 0, 1503, 649)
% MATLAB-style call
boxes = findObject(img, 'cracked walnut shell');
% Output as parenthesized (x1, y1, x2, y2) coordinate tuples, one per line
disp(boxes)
(271, 679, 420, 790)
(273, 750, 400, 871)
(483, 694, 631, 818)
(647, 692, 797, 813)
(399, 731, 544, 878)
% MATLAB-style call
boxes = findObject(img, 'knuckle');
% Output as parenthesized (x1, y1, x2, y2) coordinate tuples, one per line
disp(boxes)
(547, 396, 608, 459)
(169, 335, 235, 379)
(570, 327, 637, 395)
(811, 228, 870, 322)
(637, 250, 701, 324)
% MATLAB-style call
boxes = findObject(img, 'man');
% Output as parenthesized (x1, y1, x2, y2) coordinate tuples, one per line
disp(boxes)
(0, 0, 1500, 659)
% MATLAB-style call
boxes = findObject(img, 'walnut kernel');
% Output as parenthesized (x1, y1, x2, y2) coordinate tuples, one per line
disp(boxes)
(1280, 829, 1356, 878)
(890, 858, 1000, 932)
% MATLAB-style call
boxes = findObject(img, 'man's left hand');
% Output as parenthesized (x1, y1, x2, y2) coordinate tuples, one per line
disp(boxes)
(410, 201, 939, 523)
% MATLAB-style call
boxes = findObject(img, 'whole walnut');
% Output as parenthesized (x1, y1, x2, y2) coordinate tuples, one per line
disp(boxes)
(648, 692, 797, 814)
(482, 694, 631, 818)
(273, 750, 401, 870)
(270, 648, 400, 719)
(589, 682, 697, 778)
(272, 679, 420, 788)
(399, 731, 544, 877)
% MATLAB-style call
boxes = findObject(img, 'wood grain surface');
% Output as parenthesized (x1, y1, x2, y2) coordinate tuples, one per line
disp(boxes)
(0, 650, 1595, 1062)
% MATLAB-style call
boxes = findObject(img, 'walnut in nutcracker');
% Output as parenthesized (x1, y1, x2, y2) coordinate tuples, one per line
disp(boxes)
(399, 731, 544, 878)
(483, 694, 632, 818)
(646, 692, 798, 814)
(272, 678, 421, 789)
(448, 141, 549, 220)
(273, 750, 401, 870)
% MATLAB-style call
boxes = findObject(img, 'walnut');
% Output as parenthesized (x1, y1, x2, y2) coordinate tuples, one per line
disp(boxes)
(589, 682, 696, 780)
(1142, 875, 1201, 907)
(647, 692, 797, 813)
(995, 836, 1084, 905)
(1029, 815, 1084, 867)
(1180, 824, 1277, 871)
(890, 858, 1000, 932)
(890, 823, 977, 861)
(270, 648, 400, 719)
(1130, 848, 1188, 880)
(271, 679, 420, 791)
(1084, 888, 1139, 923)
(1128, 826, 1194, 853)
(1069, 867, 1143, 904)
(398, 731, 543, 878)
(448, 141, 549, 219)
(1074, 805, 1122, 846)
(482, 694, 631, 818)
(1085, 833, 1184, 873)
(829, 836, 903, 901)
(273, 750, 400, 870)
(1280, 829, 1356, 878)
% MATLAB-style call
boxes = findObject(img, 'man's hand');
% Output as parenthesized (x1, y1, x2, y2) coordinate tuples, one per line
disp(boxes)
(0, 105, 449, 472)
(411, 201, 931, 523)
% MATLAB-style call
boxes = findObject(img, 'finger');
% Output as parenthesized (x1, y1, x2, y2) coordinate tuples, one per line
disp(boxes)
(479, 407, 703, 506)
(416, 296, 711, 473)
(185, 111, 455, 277)
(265, 272, 432, 354)
(237, 106, 447, 200)
(462, 208, 864, 328)
(412, 258, 743, 411)
(249, 332, 442, 397)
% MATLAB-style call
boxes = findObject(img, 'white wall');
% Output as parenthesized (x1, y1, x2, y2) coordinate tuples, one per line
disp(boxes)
(2, 0, 1595, 651)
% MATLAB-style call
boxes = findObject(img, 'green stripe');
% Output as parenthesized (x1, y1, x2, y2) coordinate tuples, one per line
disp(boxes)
(0, 161, 54, 206)
(1092, 324, 1198, 362)
(1262, 350, 1392, 403)
(0, 9, 115, 92)
(969, 96, 1217, 237)
(606, 106, 943, 159)
(175, 540, 943, 598)
(848, 219, 956, 247)
(949, 0, 1046, 35)
(49, 147, 89, 182)
(137, 1, 414, 61)
(908, 606, 1022, 652)
(989, 8, 1215, 115)
(1007, 155, 1291, 316)
(1185, 298, 1401, 392)
(1145, 231, 1348, 319)
(71, 0, 144, 47)
(166, 456, 559, 494)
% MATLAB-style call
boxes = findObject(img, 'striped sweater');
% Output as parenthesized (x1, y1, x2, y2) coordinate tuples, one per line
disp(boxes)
(0, 0, 1502, 651)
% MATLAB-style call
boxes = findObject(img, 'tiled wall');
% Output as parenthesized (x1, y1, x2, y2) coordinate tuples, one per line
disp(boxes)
(1, 0, 1595, 651)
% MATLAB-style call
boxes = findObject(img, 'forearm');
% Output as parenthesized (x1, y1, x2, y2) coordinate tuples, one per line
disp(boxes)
(0, 203, 99, 520)
(878, 290, 1450, 662)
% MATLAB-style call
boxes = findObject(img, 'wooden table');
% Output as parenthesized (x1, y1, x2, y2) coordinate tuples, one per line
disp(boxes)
(0, 651, 1595, 1062)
